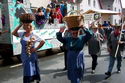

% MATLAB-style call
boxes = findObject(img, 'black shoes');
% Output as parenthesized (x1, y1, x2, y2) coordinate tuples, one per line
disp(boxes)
(105, 72, 111, 76)
(117, 69, 121, 73)
(117, 70, 121, 73)
(91, 70, 95, 74)
(63, 67, 67, 71)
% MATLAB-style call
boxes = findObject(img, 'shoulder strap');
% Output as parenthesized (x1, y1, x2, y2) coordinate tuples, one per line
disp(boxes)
(20, 32, 25, 40)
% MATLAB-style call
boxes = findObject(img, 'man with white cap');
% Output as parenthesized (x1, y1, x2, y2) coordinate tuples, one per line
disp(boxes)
(88, 24, 104, 74)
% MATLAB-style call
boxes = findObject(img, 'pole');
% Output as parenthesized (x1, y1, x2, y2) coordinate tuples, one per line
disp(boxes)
(114, 14, 125, 58)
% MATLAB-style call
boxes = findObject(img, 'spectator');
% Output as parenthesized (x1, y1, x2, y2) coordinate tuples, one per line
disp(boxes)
(48, 8, 55, 24)
(35, 8, 46, 28)
(60, 1, 66, 17)
(54, 5, 63, 23)
(44, 8, 51, 20)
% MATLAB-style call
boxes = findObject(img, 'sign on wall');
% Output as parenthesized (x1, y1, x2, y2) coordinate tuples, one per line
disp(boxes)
(84, 14, 94, 21)
(94, 13, 101, 20)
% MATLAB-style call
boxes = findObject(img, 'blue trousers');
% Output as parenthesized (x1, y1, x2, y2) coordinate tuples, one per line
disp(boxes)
(71, 78, 80, 83)
(108, 55, 122, 72)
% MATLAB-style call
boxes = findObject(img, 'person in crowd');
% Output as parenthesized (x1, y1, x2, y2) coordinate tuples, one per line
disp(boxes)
(98, 23, 105, 38)
(35, 8, 46, 28)
(50, 0, 58, 8)
(1, 14, 5, 27)
(105, 25, 125, 76)
(102, 21, 109, 26)
(54, 5, 63, 23)
(63, 2, 68, 17)
(48, 8, 55, 24)
(121, 25, 125, 59)
(44, 8, 51, 20)
(102, 21, 113, 40)
(12, 13, 45, 83)
(106, 22, 114, 38)
(56, 26, 92, 83)
(88, 24, 104, 74)
(60, 1, 66, 17)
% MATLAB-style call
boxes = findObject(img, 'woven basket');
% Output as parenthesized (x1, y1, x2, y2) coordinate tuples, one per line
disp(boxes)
(20, 13, 35, 23)
(63, 11, 84, 28)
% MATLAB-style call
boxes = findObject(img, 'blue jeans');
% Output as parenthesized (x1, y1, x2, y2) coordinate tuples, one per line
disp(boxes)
(71, 78, 80, 83)
(108, 55, 122, 72)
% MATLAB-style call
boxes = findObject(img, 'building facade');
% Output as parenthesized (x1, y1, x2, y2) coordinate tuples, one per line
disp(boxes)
(79, 0, 102, 27)
(80, 0, 101, 12)
(112, 0, 122, 25)
(122, 8, 125, 16)
(100, 0, 122, 25)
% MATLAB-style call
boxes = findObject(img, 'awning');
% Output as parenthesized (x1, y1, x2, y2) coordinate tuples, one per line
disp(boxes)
(29, 0, 50, 8)
(83, 9, 120, 15)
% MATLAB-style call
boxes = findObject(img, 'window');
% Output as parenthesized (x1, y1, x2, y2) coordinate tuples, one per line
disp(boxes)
(108, 5, 110, 10)
(88, 0, 90, 5)
(93, 0, 96, 7)
(114, 8, 116, 11)
(119, 9, 120, 13)
(115, 19, 116, 25)
(119, 20, 121, 24)
(108, 8, 110, 10)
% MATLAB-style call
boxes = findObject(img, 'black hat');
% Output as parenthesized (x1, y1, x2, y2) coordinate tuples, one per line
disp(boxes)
(69, 27, 81, 31)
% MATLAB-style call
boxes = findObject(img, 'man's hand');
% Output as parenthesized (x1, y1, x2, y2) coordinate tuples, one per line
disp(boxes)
(59, 26, 66, 33)
(118, 41, 125, 44)
(107, 47, 111, 53)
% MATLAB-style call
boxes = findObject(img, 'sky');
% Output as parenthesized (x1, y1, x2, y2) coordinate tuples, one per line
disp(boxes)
(121, 0, 125, 8)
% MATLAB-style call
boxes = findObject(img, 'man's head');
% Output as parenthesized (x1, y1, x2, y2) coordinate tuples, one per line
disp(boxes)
(114, 25, 121, 36)
(91, 24, 98, 33)
(23, 23, 34, 32)
(69, 27, 81, 38)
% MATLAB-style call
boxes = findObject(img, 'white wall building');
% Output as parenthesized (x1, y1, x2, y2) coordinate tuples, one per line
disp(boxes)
(79, 0, 122, 26)
(80, 0, 101, 12)
(29, 0, 51, 8)
(79, 0, 102, 27)
(100, 0, 122, 25)
(112, 0, 122, 25)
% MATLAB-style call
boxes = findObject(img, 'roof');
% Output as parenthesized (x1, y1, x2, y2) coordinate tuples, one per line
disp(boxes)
(29, 0, 50, 8)
(83, 9, 120, 15)
(99, 0, 114, 9)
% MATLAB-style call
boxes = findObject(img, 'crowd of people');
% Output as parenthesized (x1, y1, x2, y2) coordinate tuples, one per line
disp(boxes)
(11, 12, 125, 83)
(57, 20, 125, 83)
(33, 0, 67, 29)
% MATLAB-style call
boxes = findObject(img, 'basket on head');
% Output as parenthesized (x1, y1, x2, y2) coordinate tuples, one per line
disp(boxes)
(63, 11, 84, 29)
(20, 13, 35, 23)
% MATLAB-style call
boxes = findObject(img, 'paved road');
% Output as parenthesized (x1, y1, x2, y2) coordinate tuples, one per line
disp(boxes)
(0, 45, 125, 83)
